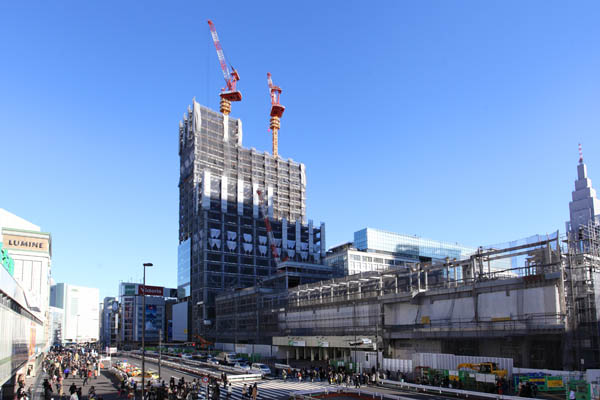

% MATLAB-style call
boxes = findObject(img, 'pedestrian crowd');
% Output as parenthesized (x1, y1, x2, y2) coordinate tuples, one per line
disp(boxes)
(40, 346, 101, 400)
(281, 365, 383, 388)
(116, 374, 255, 400)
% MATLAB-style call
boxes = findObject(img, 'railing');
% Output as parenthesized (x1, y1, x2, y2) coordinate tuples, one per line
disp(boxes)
(290, 380, 534, 400)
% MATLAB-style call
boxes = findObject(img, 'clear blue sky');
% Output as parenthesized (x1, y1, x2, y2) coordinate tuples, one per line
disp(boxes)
(1, 1, 599, 300)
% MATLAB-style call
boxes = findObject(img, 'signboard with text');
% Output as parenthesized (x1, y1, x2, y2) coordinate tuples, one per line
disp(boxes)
(138, 285, 164, 296)
(3, 234, 49, 253)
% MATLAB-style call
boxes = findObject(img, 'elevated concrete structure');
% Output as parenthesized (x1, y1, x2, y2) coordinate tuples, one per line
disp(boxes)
(274, 234, 570, 369)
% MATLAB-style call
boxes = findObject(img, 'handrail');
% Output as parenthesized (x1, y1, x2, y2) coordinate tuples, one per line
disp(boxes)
(290, 380, 534, 400)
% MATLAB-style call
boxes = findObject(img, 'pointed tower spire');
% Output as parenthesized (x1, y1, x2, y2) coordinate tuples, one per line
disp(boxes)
(579, 143, 583, 164)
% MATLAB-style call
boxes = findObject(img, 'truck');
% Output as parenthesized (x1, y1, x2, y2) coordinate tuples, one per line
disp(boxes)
(215, 352, 240, 364)
(457, 362, 507, 379)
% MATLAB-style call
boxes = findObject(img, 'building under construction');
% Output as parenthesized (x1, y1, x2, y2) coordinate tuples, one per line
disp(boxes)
(178, 101, 327, 341)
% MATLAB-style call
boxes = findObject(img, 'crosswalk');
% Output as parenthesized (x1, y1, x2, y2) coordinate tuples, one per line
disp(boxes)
(207, 380, 342, 400)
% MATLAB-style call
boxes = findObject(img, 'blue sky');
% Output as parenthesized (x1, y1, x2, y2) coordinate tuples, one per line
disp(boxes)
(1, 1, 599, 300)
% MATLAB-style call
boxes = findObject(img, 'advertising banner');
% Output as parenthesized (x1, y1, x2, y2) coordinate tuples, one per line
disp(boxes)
(139, 285, 163, 296)
(145, 305, 160, 332)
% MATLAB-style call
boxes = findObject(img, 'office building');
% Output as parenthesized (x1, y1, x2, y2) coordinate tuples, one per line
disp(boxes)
(326, 228, 475, 276)
(178, 100, 326, 339)
(49, 306, 64, 346)
(118, 283, 177, 344)
(100, 297, 119, 347)
(50, 283, 100, 343)
(354, 228, 475, 261)
(567, 151, 600, 233)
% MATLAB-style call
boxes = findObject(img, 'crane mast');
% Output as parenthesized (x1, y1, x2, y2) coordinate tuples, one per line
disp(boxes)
(207, 20, 242, 115)
(256, 189, 287, 267)
(267, 72, 285, 158)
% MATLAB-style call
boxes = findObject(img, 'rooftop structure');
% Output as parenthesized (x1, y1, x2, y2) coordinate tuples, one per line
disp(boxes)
(354, 228, 475, 261)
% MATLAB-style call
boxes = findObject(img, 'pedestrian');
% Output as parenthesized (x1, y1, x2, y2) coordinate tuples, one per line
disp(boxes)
(570, 389, 576, 400)
(251, 383, 258, 400)
(227, 383, 232, 399)
(242, 384, 247, 399)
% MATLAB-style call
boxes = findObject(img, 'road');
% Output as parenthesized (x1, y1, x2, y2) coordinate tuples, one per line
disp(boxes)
(115, 357, 461, 400)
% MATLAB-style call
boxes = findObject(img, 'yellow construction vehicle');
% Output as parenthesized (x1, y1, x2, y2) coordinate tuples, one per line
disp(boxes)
(457, 362, 507, 378)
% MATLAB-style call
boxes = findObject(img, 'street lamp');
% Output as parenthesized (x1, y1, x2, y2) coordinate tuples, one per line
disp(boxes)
(142, 262, 153, 400)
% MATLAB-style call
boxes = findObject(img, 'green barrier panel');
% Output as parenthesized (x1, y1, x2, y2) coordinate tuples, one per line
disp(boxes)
(567, 380, 590, 400)
(546, 376, 564, 392)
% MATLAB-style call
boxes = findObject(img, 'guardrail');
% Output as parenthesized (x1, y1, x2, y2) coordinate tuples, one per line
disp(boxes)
(125, 353, 262, 382)
(380, 379, 531, 400)
(290, 380, 534, 400)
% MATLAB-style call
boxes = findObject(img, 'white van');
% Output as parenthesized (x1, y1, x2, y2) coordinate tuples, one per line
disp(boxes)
(251, 363, 271, 376)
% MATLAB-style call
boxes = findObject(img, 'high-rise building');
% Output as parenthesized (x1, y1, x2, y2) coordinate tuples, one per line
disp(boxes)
(178, 100, 326, 339)
(567, 152, 600, 233)
(100, 297, 119, 347)
(50, 283, 100, 343)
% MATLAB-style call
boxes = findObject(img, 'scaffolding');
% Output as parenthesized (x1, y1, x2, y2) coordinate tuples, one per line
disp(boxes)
(564, 220, 600, 369)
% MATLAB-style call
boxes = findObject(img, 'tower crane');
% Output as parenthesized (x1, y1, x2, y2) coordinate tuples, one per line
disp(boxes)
(267, 73, 285, 158)
(207, 20, 242, 115)
(256, 189, 288, 268)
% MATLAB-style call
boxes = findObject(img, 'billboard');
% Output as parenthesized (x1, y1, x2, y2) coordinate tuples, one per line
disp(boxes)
(145, 305, 160, 332)
(138, 285, 163, 296)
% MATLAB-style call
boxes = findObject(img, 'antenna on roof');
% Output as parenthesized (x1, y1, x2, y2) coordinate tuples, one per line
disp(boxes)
(579, 143, 583, 164)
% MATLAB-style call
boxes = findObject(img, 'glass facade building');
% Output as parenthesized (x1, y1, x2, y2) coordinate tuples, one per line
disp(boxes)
(354, 228, 475, 261)
(177, 238, 190, 298)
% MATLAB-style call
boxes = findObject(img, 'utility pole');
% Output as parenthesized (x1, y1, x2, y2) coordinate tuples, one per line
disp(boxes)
(158, 329, 162, 379)
(142, 263, 153, 400)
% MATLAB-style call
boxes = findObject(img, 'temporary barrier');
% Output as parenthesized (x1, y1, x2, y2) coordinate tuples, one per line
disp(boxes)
(412, 353, 513, 378)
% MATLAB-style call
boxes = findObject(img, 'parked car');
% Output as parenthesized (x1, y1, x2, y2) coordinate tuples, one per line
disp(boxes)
(251, 363, 271, 376)
(181, 354, 193, 359)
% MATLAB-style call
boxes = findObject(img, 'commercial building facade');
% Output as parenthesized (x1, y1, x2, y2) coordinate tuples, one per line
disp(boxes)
(0, 209, 52, 400)
(118, 283, 177, 345)
(50, 283, 100, 343)
(178, 100, 325, 340)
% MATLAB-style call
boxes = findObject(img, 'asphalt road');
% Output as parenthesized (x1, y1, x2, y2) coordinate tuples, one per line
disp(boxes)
(114, 356, 463, 400)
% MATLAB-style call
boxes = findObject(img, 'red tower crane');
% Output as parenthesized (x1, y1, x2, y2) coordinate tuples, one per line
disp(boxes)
(267, 72, 285, 158)
(256, 189, 288, 267)
(207, 20, 242, 115)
